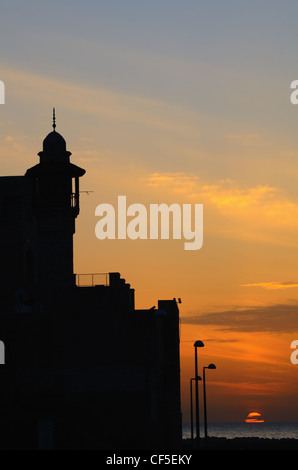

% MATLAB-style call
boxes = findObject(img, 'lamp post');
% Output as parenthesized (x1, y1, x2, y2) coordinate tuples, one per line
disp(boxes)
(194, 340, 204, 439)
(190, 376, 202, 440)
(203, 363, 216, 439)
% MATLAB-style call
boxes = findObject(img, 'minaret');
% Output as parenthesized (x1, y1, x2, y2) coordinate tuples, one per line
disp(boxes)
(25, 110, 85, 287)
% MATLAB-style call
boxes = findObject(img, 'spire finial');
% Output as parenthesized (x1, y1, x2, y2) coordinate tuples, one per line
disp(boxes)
(52, 107, 56, 131)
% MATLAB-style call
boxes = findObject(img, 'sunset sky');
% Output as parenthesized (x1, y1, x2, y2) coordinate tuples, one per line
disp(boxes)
(1, 0, 298, 424)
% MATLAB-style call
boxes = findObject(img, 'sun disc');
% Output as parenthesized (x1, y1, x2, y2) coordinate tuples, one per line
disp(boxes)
(245, 411, 264, 423)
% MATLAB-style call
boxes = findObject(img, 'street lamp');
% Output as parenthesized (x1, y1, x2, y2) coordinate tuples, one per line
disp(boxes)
(194, 340, 204, 439)
(203, 363, 216, 439)
(190, 376, 202, 440)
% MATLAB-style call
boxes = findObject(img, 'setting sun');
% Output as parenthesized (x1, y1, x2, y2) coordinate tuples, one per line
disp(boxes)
(246, 412, 265, 423)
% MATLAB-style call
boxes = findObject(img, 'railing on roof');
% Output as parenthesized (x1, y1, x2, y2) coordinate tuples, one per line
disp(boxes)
(75, 273, 109, 287)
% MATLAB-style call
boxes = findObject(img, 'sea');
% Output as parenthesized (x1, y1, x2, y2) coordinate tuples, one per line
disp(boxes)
(182, 422, 298, 440)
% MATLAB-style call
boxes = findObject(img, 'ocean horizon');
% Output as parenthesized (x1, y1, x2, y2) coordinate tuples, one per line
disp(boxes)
(182, 422, 298, 440)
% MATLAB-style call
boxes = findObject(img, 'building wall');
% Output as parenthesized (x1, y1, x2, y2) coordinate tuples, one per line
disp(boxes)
(0, 140, 182, 449)
(0, 286, 181, 449)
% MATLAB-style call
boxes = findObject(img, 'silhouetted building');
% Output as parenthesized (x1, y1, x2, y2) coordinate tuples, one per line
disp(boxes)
(0, 112, 182, 449)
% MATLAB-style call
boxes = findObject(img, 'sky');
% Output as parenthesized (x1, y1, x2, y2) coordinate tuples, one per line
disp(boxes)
(1, 0, 298, 424)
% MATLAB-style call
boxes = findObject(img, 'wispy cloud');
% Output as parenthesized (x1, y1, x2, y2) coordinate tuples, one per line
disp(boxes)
(224, 133, 263, 146)
(215, 380, 285, 396)
(144, 172, 199, 194)
(145, 172, 280, 211)
(242, 281, 298, 290)
(144, 173, 298, 246)
(198, 182, 277, 214)
(2, 64, 203, 136)
(182, 302, 298, 333)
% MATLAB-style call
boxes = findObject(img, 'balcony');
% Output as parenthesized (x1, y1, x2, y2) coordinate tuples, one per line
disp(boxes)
(75, 273, 109, 287)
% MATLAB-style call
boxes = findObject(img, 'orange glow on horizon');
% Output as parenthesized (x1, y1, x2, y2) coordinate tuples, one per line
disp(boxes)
(245, 419, 264, 423)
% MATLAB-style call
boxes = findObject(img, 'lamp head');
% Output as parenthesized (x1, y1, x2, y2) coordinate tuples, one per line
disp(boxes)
(194, 340, 204, 348)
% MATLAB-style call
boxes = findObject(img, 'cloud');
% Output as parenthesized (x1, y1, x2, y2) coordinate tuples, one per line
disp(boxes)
(144, 172, 199, 194)
(143, 173, 298, 246)
(144, 172, 281, 212)
(224, 133, 262, 146)
(242, 282, 298, 290)
(2, 64, 203, 136)
(182, 302, 298, 333)
(216, 380, 284, 396)
(198, 182, 277, 214)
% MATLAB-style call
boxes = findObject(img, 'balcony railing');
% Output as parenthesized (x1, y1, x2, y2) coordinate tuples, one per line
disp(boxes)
(75, 273, 109, 287)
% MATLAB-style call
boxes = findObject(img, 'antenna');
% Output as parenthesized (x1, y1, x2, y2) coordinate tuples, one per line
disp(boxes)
(52, 107, 56, 131)
(79, 191, 94, 195)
